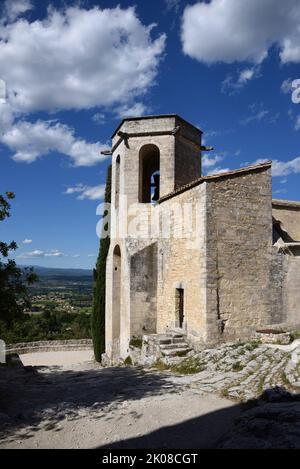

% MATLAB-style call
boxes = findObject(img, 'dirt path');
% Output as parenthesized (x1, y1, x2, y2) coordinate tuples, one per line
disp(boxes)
(20, 350, 94, 367)
(0, 352, 241, 449)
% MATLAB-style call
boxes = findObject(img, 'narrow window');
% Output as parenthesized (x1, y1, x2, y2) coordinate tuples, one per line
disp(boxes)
(115, 155, 120, 209)
(139, 144, 160, 203)
(176, 288, 184, 328)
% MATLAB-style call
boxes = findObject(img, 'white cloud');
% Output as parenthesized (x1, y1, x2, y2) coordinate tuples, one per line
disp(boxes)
(18, 248, 65, 258)
(3, 0, 33, 22)
(0, 5, 165, 166)
(241, 103, 280, 126)
(253, 157, 300, 177)
(45, 250, 64, 258)
(71, 254, 80, 258)
(182, 0, 300, 65)
(202, 154, 224, 169)
(116, 102, 147, 118)
(222, 66, 260, 94)
(295, 115, 300, 131)
(1, 119, 107, 166)
(65, 183, 105, 200)
(88, 254, 96, 258)
(22, 239, 32, 244)
(0, 6, 166, 114)
(92, 113, 105, 125)
(18, 249, 44, 259)
(207, 167, 230, 176)
(281, 78, 294, 94)
(164, 0, 181, 13)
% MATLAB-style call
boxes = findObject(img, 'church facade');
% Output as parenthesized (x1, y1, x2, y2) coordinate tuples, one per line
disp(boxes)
(103, 115, 300, 363)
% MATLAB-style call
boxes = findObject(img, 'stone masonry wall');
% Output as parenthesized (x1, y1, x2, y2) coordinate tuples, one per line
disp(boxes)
(272, 204, 300, 241)
(157, 183, 207, 345)
(130, 242, 158, 337)
(205, 167, 273, 344)
(284, 255, 300, 326)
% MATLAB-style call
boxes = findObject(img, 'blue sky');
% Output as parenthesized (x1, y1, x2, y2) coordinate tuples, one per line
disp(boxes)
(0, 0, 300, 269)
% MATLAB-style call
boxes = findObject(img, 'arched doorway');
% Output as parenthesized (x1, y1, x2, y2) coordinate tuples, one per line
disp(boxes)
(112, 245, 121, 357)
(139, 144, 160, 203)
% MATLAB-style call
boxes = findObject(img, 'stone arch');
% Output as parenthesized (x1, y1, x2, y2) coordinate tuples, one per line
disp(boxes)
(112, 244, 121, 356)
(138, 144, 160, 203)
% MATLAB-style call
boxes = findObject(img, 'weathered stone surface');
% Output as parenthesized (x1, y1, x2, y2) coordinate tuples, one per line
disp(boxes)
(104, 114, 300, 364)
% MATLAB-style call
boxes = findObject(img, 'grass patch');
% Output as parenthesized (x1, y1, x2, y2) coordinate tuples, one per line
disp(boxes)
(232, 361, 244, 372)
(152, 360, 169, 372)
(245, 341, 260, 352)
(290, 330, 300, 341)
(220, 388, 229, 398)
(129, 337, 143, 349)
(257, 376, 265, 395)
(169, 357, 206, 375)
(281, 371, 289, 386)
(124, 356, 133, 366)
(228, 342, 245, 350)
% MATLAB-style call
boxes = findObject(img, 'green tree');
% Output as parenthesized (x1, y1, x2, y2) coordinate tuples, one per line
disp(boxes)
(0, 192, 37, 325)
(91, 165, 111, 362)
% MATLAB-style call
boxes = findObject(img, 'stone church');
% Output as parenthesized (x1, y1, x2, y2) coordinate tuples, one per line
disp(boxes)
(103, 114, 300, 363)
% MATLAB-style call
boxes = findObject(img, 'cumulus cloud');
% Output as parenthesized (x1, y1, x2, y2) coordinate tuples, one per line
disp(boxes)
(45, 250, 65, 258)
(17, 249, 44, 259)
(65, 184, 106, 200)
(3, 0, 33, 22)
(253, 157, 300, 177)
(0, 5, 165, 165)
(1, 119, 107, 166)
(202, 154, 224, 169)
(207, 167, 230, 176)
(22, 239, 32, 244)
(182, 0, 300, 64)
(116, 102, 148, 118)
(18, 248, 65, 258)
(0, 5, 166, 114)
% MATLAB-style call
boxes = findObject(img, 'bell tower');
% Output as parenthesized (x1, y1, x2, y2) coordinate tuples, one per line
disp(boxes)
(104, 115, 202, 363)
(110, 114, 202, 210)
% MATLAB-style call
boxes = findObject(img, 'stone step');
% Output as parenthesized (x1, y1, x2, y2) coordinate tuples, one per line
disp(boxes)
(161, 346, 191, 357)
(160, 342, 188, 350)
(172, 337, 186, 344)
(168, 333, 184, 339)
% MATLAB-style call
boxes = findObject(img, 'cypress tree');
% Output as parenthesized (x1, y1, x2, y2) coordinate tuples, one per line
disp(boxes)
(91, 165, 111, 362)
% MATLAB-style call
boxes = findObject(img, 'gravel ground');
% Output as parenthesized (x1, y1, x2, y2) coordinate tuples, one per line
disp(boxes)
(0, 353, 240, 449)
(20, 350, 94, 367)
(1, 342, 300, 449)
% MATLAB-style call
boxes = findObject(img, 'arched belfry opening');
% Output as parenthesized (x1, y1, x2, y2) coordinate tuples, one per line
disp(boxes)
(112, 245, 121, 356)
(139, 144, 160, 203)
(115, 155, 120, 209)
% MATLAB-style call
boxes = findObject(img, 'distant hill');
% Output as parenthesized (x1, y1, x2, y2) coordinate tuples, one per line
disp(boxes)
(19, 265, 93, 278)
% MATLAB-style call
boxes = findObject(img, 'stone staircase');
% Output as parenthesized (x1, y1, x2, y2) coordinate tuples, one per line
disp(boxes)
(143, 331, 191, 358)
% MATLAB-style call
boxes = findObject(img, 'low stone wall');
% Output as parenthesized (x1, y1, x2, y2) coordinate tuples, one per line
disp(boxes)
(6, 339, 93, 355)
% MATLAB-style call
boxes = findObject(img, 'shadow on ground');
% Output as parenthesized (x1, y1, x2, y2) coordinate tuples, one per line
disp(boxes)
(1, 362, 300, 448)
(0, 364, 180, 442)
(98, 388, 300, 449)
